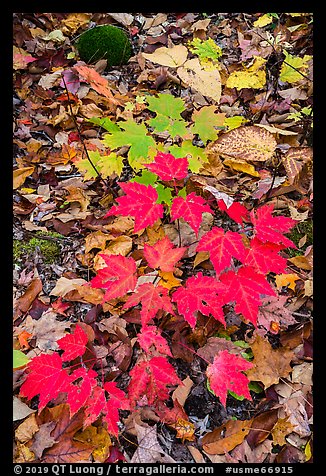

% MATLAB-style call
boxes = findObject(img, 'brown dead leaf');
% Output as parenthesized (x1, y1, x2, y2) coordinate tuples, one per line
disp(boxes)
(210, 125, 276, 162)
(282, 147, 312, 185)
(131, 422, 176, 463)
(271, 417, 295, 446)
(177, 58, 222, 103)
(246, 335, 294, 389)
(37, 404, 93, 463)
(13, 166, 35, 189)
(172, 376, 194, 406)
(84, 231, 114, 253)
(202, 418, 253, 454)
(30, 422, 57, 459)
(13, 277, 43, 321)
(61, 13, 91, 33)
(15, 414, 39, 443)
(65, 285, 105, 305)
(287, 255, 312, 271)
(197, 337, 243, 363)
(246, 409, 278, 448)
(21, 312, 69, 351)
(65, 186, 90, 212)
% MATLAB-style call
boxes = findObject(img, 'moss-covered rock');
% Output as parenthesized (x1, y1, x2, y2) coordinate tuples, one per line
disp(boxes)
(75, 25, 132, 67)
(13, 231, 62, 264)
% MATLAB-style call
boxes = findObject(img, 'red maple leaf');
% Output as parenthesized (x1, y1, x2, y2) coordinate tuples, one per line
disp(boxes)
(123, 283, 174, 326)
(170, 192, 213, 235)
(103, 382, 130, 436)
(57, 325, 88, 362)
(20, 353, 70, 412)
(172, 272, 225, 328)
(143, 236, 186, 272)
(105, 182, 164, 233)
(217, 199, 249, 224)
(219, 266, 276, 326)
(244, 238, 287, 275)
(66, 367, 98, 416)
(144, 152, 188, 181)
(128, 356, 181, 408)
(137, 325, 172, 357)
(250, 204, 296, 248)
(197, 227, 247, 275)
(51, 297, 71, 316)
(90, 254, 137, 302)
(83, 385, 107, 428)
(206, 350, 253, 407)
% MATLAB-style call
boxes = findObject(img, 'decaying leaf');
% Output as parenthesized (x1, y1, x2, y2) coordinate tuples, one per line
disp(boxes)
(246, 335, 294, 388)
(177, 58, 222, 103)
(210, 126, 276, 162)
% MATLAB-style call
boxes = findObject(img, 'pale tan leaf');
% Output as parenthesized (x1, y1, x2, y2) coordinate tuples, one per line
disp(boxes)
(142, 44, 188, 67)
(177, 58, 221, 103)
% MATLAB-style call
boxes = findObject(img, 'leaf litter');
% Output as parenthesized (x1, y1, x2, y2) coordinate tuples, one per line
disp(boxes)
(13, 12, 313, 464)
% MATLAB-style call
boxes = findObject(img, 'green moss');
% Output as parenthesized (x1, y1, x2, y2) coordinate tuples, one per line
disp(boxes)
(13, 231, 62, 264)
(75, 25, 132, 67)
(285, 220, 313, 257)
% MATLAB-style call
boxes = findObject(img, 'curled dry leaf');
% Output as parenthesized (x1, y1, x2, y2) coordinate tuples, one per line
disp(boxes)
(210, 125, 276, 162)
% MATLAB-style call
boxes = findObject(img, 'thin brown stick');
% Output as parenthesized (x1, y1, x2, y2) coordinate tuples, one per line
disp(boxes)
(61, 74, 107, 186)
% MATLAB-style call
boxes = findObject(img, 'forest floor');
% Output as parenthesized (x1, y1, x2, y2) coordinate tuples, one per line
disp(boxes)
(13, 12, 313, 464)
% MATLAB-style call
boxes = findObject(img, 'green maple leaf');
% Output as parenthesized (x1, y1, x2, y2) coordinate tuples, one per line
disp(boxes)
(189, 38, 222, 62)
(169, 141, 208, 173)
(147, 93, 186, 119)
(191, 106, 225, 143)
(75, 150, 123, 179)
(280, 51, 312, 84)
(75, 153, 102, 180)
(146, 93, 189, 139)
(88, 116, 120, 133)
(131, 170, 172, 205)
(102, 119, 156, 170)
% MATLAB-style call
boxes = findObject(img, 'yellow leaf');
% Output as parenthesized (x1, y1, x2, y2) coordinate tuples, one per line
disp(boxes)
(142, 44, 188, 67)
(177, 58, 222, 103)
(253, 14, 273, 27)
(280, 52, 312, 84)
(158, 271, 182, 289)
(74, 425, 112, 463)
(224, 158, 260, 177)
(305, 441, 312, 461)
(13, 167, 35, 189)
(275, 273, 300, 291)
(226, 56, 266, 90)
